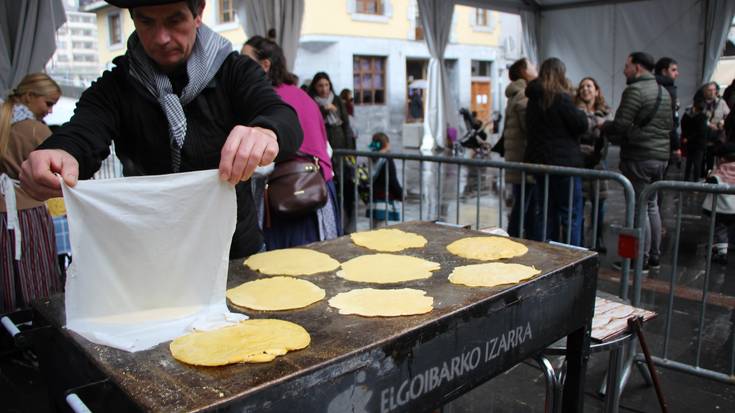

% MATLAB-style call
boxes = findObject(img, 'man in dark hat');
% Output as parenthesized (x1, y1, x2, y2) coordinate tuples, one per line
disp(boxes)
(20, 0, 303, 258)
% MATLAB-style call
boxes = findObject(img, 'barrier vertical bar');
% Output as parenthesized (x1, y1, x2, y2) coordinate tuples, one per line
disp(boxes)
(456, 164, 461, 224)
(368, 160, 374, 230)
(695, 194, 718, 367)
(592, 179, 600, 250)
(498, 168, 505, 229)
(437, 162, 443, 221)
(401, 160, 406, 222)
(384, 157, 390, 225)
(663, 193, 684, 359)
(520, 171, 526, 239)
(339, 157, 344, 228)
(566, 177, 573, 244)
(542, 174, 549, 242)
(353, 157, 359, 232)
(476, 168, 481, 230)
(419, 159, 424, 220)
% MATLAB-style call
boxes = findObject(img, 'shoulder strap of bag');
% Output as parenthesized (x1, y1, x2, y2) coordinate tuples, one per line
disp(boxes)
(635, 84, 663, 129)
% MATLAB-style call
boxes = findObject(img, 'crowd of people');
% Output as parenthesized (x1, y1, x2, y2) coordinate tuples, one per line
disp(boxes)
(502, 51, 734, 271)
(1, 0, 734, 313)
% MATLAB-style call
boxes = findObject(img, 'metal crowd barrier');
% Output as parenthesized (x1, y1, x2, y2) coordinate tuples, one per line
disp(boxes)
(631, 180, 735, 385)
(333, 149, 636, 299)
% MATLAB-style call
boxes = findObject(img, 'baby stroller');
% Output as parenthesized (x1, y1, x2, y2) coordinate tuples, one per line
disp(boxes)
(456, 108, 491, 157)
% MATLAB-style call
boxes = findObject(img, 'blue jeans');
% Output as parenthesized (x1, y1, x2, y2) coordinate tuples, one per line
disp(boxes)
(507, 183, 536, 239)
(533, 175, 583, 246)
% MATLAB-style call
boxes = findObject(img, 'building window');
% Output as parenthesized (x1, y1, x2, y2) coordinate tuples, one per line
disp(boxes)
(218, 0, 235, 23)
(108, 13, 122, 45)
(471, 60, 492, 77)
(356, 0, 382, 15)
(475, 8, 489, 27)
(414, 4, 423, 41)
(353, 55, 386, 105)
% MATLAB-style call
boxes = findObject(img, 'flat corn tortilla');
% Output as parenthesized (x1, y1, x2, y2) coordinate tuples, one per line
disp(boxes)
(243, 248, 340, 276)
(350, 229, 427, 252)
(446, 236, 528, 260)
(227, 276, 326, 311)
(337, 254, 440, 284)
(448, 262, 541, 287)
(328, 288, 433, 317)
(170, 319, 310, 366)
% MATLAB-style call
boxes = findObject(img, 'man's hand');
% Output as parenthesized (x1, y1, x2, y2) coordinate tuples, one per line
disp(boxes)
(219, 126, 279, 185)
(20, 149, 79, 201)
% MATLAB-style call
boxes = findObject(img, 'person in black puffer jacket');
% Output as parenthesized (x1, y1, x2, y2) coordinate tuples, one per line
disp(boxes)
(524, 57, 589, 246)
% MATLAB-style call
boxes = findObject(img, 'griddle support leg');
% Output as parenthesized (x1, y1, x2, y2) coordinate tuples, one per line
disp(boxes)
(562, 326, 590, 413)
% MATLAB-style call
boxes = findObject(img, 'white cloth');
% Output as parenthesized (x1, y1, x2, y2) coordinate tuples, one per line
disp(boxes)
(0, 174, 20, 260)
(62, 170, 246, 352)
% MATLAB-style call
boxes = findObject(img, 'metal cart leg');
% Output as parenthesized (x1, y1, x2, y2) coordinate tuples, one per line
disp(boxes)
(562, 326, 591, 413)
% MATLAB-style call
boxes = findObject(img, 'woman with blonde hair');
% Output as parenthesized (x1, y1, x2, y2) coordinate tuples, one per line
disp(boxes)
(0, 73, 62, 312)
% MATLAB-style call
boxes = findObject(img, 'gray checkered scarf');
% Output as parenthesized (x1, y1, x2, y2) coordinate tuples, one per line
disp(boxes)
(126, 25, 232, 172)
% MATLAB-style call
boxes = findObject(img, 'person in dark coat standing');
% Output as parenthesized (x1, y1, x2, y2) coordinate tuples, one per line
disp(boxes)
(524, 57, 589, 246)
(654, 57, 682, 172)
(309, 71, 357, 232)
(19, 0, 303, 259)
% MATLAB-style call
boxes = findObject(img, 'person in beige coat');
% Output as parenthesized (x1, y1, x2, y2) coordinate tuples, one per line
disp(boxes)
(504, 58, 537, 238)
(0, 73, 62, 312)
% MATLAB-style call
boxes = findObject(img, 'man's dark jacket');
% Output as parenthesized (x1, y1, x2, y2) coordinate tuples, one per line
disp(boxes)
(523, 79, 589, 168)
(39, 52, 303, 258)
(655, 74, 680, 152)
(602, 72, 672, 161)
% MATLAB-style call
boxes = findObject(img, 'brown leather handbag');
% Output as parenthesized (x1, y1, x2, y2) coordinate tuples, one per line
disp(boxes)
(264, 152, 328, 225)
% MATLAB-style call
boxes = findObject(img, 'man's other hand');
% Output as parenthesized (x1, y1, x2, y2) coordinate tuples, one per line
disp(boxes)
(219, 126, 279, 185)
(20, 149, 79, 201)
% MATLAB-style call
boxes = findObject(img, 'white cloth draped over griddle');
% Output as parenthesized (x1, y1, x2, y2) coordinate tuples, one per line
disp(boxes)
(62, 170, 246, 352)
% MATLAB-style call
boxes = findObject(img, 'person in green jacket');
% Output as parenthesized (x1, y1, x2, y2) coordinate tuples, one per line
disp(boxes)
(602, 51, 673, 271)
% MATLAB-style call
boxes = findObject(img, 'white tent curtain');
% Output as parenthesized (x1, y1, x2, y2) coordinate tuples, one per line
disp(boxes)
(418, 0, 456, 151)
(236, 0, 305, 71)
(0, 0, 66, 93)
(520, 9, 539, 68)
(702, 0, 735, 84)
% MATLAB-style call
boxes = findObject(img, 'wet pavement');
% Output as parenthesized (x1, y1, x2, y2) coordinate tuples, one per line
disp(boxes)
(2, 144, 734, 412)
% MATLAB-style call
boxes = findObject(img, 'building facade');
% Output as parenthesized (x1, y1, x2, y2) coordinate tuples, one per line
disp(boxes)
(46, 0, 100, 88)
(81, 0, 522, 145)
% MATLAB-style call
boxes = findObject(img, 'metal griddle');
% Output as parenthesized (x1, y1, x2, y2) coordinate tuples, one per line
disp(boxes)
(26, 221, 598, 412)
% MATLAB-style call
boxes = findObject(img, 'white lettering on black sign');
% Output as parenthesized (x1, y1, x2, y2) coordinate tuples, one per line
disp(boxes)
(380, 322, 533, 413)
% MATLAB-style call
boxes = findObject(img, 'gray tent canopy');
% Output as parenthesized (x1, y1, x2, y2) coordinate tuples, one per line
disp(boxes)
(454, 0, 735, 110)
(0, 0, 66, 94)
